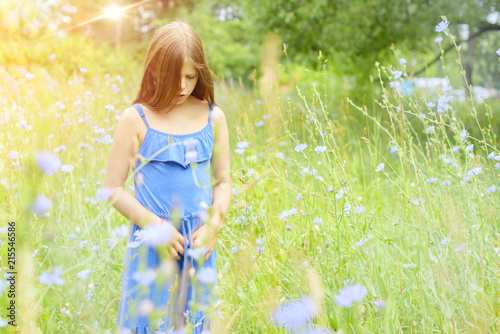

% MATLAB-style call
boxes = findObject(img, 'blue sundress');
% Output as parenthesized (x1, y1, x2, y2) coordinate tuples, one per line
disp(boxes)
(116, 101, 218, 333)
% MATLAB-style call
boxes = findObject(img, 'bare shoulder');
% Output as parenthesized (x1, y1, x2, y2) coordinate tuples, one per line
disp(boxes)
(113, 105, 143, 151)
(210, 105, 228, 127)
(119, 105, 143, 127)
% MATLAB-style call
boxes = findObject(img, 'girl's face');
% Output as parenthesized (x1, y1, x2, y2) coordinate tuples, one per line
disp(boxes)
(177, 59, 198, 105)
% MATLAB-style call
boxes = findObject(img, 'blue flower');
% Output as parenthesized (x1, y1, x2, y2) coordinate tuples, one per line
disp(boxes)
(256, 246, 265, 252)
(441, 180, 451, 188)
(39, 266, 66, 285)
(467, 167, 482, 176)
(231, 246, 238, 253)
(375, 163, 384, 172)
(61, 165, 74, 173)
(451, 146, 459, 152)
(435, 20, 449, 33)
(237, 141, 249, 149)
(455, 244, 465, 252)
(353, 206, 365, 214)
(344, 204, 351, 213)
(296, 193, 302, 201)
(184, 150, 198, 165)
(197, 267, 217, 284)
(183, 138, 199, 150)
(314, 146, 327, 153)
(465, 144, 474, 152)
(441, 237, 450, 246)
(115, 224, 129, 238)
(486, 185, 496, 193)
(426, 125, 435, 134)
(95, 187, 112, 201)
(313, 217, 322, 225)
(256, 238, 263, 245)
(77, 269, 92, 280)
(271, 297, 318, 328)
(496, 48, 500, 56)
(391, 70, 403, 79)
(373, 299, 386, 310)
(295, 143, 308, 152)
(463, 176, 471, 182)
(399, 58, 407, 65)
(390, 145, 397, 154)
(31, 194, 52, 214)
(426, 177, 438, 183)
(426, 102, 436, 108)
(142, 223, 172, 248)
(36, 150, 62, 175)
(408, 199, 423, 205)
(437, 95, 453, 113)
(334, 284, 367, 308)
(279, 210, 289, 219)
(434, 37, 443, 43)
(355, 238, 367, 246)
(460, 129, 468, 142)
(186, 247, 208, 260)
(235, 148, 245, 155)
(277, 152, 285, 159)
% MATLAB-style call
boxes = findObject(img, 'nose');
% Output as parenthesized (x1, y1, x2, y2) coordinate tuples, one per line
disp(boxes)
(180, 77, 187, 91)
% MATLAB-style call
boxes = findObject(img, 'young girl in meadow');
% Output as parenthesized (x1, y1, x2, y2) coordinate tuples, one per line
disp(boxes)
(103, 21, 232, 333)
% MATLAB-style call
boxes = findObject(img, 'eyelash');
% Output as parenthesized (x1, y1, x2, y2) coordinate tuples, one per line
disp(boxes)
(187, 76, 196, 79)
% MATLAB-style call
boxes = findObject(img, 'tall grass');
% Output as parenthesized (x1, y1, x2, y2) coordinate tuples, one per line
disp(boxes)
(1, 17, 499, 334)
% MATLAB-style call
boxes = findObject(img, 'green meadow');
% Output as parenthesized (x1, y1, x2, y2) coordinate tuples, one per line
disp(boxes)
(1, 4, 499, 334)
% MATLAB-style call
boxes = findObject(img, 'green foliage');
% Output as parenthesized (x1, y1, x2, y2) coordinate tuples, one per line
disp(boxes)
(0, 34, 138, 84)
(237, 0, 500, 88)
(151, 0, 261, 86)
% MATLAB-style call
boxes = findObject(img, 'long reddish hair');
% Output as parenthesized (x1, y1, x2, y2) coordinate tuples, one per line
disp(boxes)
(132, 21, 215, 114)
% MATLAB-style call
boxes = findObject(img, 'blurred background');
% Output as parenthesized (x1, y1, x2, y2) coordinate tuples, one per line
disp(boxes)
(1, 1, 500, 333)
(2, 0, 499, 102)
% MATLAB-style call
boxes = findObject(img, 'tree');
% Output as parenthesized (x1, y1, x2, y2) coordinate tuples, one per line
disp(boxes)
(237, 0, 500, 87)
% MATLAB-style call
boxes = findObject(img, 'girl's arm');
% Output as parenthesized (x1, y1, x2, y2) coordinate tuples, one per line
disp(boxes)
(102, 107, 162, 228)
(188, 105, 232, 259)
(209, 105, 232, 230)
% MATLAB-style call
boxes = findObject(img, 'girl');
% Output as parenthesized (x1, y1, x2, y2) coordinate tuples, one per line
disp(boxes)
(103, 21, 232, 333)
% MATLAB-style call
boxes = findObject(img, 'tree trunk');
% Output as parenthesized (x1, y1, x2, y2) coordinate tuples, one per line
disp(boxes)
(464, 36, 475, 87)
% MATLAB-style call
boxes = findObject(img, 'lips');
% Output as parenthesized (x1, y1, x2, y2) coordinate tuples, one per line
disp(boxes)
(179, 94, 186, 98)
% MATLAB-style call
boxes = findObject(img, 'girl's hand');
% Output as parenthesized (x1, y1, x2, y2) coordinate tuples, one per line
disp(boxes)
(158, 223, 187, 261)
(191, 214, 222, 261)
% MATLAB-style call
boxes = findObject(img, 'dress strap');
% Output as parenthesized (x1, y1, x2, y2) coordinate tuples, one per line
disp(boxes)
(208, 102, 214, 123)
(133, 104, 150, 129)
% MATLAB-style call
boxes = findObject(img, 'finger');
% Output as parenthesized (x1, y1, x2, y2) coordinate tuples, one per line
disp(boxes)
(173, 241, 185, 256)
(170, 247, 181, 260)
